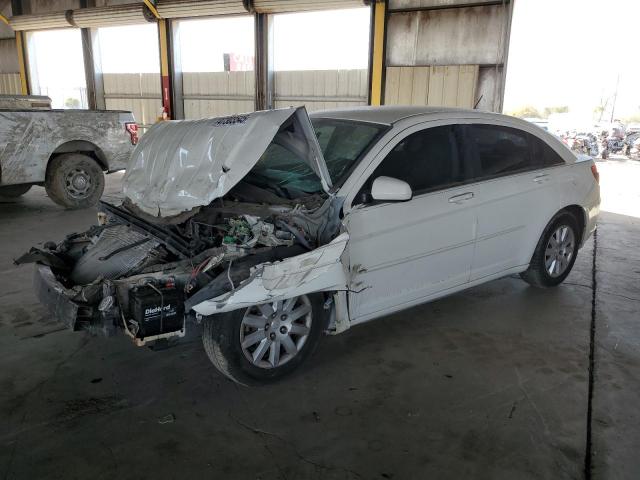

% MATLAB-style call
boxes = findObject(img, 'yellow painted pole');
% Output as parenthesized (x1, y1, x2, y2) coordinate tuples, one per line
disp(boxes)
(142, 0, 161, 19)
(370, 1, 386, 106)
(15, 31, 29, 95)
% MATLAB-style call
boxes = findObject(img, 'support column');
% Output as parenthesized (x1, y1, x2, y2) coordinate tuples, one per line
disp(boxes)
(81, 29, 105, 110)
(368, 0, 386, 106)
(254, 12, 273, 111)
(158, 18, 173, 119)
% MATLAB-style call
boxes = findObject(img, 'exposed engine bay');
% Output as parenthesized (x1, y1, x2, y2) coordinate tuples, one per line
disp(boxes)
(16, 107, 355, 351)
(17, 182, 343, 346)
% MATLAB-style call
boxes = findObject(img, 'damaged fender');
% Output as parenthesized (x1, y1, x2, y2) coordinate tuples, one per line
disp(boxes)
(191, 233, 349, 316)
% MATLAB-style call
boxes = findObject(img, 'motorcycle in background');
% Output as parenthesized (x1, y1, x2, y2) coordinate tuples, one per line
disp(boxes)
(599, 132, 625, 159)
(571, 132, 599, 156)
(624, 132, 640, 157)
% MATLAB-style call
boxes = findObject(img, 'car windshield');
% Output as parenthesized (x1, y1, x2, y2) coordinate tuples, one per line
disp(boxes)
(244, 119, 386, 198)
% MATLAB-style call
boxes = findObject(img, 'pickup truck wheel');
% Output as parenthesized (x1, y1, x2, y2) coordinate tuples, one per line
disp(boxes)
(202, 294, 326, 385)
(45, 153, 104, 209)
(520, 212, 579, 288)
(0, 184, 31, 198)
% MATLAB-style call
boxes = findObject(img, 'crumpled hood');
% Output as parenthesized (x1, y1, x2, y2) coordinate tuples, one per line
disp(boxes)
(122, 107, 331, 218)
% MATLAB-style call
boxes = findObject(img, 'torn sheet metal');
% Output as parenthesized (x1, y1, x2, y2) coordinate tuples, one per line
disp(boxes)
(122, 106, 332, 219)
(191, 233, 349, 316)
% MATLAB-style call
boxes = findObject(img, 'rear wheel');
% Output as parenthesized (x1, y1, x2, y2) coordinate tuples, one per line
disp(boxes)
(0, 184, 31, 198)
(45, 153, 104, 209)
(520, 212, 579, 288)
(202, 294, 326, 385)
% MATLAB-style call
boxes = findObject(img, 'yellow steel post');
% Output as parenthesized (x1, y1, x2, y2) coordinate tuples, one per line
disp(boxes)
(15, 31, 29, 95)
(369, 0, 386, 106)
(142, 0, 161, 19)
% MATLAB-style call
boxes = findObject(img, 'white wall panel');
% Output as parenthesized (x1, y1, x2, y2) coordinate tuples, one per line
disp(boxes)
(387, 6, 507, 66)
(274, 69, 367, 112)
(103, 72, 161, 130)
(389, 0, 502, 10)
(182, 71, 255, 119)
(385, 65, 478, 108)
(0, 73, 21, 94)
(0, 39, 19, 73)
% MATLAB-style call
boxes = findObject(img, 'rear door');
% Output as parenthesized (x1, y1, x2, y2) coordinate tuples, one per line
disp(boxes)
(460, 123, 566, 280)
(344, 123, 477, 323)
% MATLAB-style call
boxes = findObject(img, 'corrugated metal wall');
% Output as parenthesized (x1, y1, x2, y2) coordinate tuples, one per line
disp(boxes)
(0, 38, 20, 95)
(273, 69, 367, 112)
(0, 74, 21, 94)
(384, 65, 478, 108)
(384, 3, 510, 111)
(182, 71, 255, 119)
(103, 73, 161, 130)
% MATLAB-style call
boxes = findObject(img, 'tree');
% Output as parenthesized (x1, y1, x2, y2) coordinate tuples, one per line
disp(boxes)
(64, 97, 81, 109)
(543, 106, 569, 117)
(508, 105, 542, 118)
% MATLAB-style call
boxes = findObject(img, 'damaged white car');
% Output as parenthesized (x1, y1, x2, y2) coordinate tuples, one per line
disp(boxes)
(18, 106, 600, 385)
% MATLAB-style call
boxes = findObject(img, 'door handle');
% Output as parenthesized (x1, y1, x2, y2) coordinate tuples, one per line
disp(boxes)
(534, 173, 550, 183)
(448, 192, 474, 204)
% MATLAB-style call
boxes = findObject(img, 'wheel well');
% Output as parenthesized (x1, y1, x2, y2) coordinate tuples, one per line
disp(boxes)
(47, 141, 108, 173)
(560, 205, 586, 244)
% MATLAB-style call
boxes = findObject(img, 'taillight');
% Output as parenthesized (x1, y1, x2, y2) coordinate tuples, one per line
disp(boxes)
(591, 163, 600, 184)
(125, 122, 138, 145)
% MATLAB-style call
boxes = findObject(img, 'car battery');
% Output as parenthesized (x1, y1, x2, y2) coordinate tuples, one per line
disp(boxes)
(128, 284, 184, 338)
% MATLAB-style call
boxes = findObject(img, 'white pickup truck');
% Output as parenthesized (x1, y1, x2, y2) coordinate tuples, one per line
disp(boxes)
(0, 95, 137, 208)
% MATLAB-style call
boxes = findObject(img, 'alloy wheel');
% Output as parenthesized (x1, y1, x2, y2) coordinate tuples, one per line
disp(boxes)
(239, 295, 312, 369)
(544, 225, 575, 277)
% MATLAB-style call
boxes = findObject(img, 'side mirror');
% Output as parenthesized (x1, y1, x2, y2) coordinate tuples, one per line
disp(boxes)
(370, 176, 412, 202)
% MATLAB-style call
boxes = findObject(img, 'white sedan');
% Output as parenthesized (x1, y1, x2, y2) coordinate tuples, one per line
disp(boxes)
(22, 106, 600, 385)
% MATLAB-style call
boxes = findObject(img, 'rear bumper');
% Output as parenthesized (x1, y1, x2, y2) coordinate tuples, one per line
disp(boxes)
(581, 182, 600, 247)
(34, 265, 93, 331)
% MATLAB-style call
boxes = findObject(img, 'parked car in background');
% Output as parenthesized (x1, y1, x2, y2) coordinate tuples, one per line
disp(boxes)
(626, 123, 640, 135)
(17, 106, 600, 385)
(524, 117, 549, 131)
(0, 95, 137, 208)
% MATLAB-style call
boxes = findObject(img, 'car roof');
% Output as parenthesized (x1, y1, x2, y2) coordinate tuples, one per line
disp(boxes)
(309, 105, 510, 125)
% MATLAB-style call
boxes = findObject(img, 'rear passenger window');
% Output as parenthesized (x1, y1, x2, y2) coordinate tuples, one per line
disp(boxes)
(466, 125, 532, 177)
(362, 125, 462, 196)
(529, 135, 566, 167)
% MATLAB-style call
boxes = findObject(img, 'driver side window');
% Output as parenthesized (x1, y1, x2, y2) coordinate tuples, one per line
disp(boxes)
(355, 125, 462, 204)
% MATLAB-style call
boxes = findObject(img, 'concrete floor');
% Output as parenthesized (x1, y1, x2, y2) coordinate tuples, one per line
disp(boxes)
(0, 159, 638, 480)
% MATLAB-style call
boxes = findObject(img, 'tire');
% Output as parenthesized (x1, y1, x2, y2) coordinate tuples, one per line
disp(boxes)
(45, 153, 105, 209)
(202, 294, 327, 385)
(520, 212, 580, 288)
(0, 184, 31, 198)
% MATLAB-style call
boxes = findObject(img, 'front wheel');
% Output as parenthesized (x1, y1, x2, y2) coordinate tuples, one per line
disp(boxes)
(520, 213, 580, 288)
(202, 294, 326, 385)
(45, 153, 105, 209)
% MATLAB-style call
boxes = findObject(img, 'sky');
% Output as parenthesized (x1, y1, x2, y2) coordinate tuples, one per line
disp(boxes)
(503, 0, 640, 120)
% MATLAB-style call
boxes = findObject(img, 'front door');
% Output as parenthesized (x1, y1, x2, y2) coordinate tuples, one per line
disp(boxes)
(344, 124, 477, 323)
